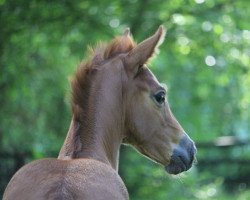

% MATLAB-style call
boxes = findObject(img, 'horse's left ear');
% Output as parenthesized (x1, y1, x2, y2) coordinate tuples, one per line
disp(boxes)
(123, 28, 131, 37)
(124, 25, 166, 75)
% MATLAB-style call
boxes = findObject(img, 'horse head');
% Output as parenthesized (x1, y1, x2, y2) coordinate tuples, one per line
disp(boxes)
(120, 26, 196, 174)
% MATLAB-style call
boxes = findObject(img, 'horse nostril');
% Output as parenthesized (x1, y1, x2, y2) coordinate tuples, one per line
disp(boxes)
(165, 134, 197, 175)
(165, 148, 190, 174)
(177, 155, 188, 171)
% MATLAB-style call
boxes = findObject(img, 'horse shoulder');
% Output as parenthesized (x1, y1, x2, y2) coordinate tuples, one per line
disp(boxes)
(3, 158, 66, 199)
(65, 159, 129, 200)
(3, 158, 129, 200)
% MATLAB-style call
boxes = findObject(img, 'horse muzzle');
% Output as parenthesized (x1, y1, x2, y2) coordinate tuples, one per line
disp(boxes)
(165, 134, 196, 175)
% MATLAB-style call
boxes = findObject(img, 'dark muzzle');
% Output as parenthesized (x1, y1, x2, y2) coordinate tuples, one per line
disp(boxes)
(165, 134, 197, 175)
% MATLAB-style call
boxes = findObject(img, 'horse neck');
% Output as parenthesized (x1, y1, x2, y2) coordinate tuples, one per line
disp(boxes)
(58, 67, 124, 170)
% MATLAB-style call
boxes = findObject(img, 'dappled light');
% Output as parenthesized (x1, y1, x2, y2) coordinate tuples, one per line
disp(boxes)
(205, 55, 216, 67)
(1, 0, 250, 199)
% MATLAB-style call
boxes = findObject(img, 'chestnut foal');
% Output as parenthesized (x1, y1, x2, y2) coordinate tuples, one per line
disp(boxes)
(4, 26, 196, 200)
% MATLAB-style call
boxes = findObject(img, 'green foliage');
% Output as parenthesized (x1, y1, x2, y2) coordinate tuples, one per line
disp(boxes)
(1, 0, 250, 199)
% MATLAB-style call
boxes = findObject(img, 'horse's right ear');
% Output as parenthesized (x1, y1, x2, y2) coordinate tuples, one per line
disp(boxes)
(124, 25, 166, 76)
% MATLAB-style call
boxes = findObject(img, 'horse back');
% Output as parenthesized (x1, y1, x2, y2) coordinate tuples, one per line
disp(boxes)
(3, 158, 128, 200)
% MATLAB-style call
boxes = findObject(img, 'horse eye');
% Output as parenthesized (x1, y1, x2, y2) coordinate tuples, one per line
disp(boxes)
(154, 91, 166, 105)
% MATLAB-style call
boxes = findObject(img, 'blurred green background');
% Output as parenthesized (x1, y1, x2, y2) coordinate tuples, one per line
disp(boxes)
(1, 0, 250, 199)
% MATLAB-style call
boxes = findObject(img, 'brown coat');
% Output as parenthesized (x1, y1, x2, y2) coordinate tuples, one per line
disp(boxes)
(4, 26, 196, 200)
(4, 159, 128, 199)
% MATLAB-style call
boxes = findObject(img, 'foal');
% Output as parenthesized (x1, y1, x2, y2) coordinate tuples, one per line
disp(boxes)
(4, 26, 196, 200)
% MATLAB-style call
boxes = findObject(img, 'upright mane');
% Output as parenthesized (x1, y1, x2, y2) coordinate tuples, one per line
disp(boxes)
(71, 34, 136, 121)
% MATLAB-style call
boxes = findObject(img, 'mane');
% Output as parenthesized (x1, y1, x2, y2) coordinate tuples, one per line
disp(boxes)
(71, 34, 136, 121)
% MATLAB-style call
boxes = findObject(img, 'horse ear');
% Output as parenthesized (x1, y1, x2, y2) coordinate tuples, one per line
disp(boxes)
(124, 25, 166, 75)
(123, 28, 131, 37)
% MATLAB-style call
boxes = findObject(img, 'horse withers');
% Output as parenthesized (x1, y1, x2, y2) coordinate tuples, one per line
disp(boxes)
(3, 25, 196, 200)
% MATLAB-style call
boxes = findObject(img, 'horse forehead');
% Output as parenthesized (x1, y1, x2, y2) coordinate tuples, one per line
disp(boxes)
(138, 67, 161, 88)
(102, 56, 123, 71)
